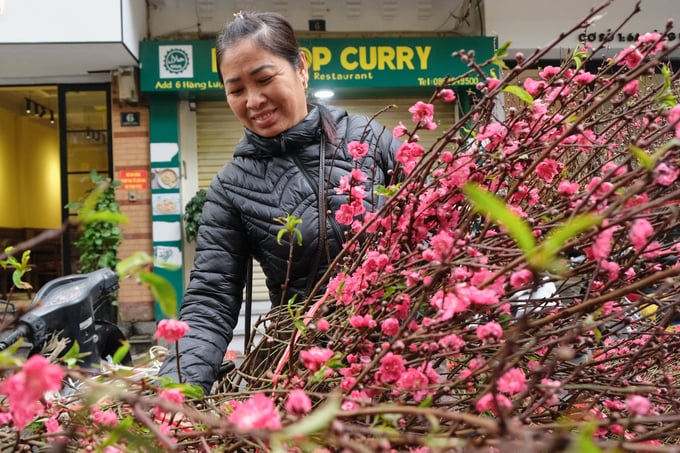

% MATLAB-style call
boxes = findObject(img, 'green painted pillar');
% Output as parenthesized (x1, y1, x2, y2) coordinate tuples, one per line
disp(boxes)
(149, 96, 184, 320)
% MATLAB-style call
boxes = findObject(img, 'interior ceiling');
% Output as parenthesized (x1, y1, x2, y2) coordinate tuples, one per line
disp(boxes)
(0, 42, 136, 122)
(0, 86, 58, 121)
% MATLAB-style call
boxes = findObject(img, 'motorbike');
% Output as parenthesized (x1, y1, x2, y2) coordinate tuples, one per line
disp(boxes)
(0, 268, 131, 368)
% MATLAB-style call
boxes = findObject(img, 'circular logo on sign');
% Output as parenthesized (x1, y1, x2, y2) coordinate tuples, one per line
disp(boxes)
(163, 48, 190, 74)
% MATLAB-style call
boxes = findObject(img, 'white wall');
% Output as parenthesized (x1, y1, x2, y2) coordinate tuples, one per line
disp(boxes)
(485, 0, 679, 59)
(0, 0, 123, 43)
(0, 0, 147, 81)
(122, 0, 148, 59)
(148, 0, 482, 37)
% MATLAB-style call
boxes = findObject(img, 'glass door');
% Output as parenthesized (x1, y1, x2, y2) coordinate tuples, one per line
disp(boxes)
(58, 85, 112, 274)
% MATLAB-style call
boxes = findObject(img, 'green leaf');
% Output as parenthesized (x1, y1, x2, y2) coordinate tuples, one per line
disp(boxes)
(81, 211, 128, 225)
(138, 272, 177, 318)
(463, 183, 536, 253)
(629, 144, 653, 170)
(565, 422, 603, 453)
(62, 341, 90, 368)
(502, 85, 534, 106)
(275, 214, 304, 246)
(0, 338, 27, 366)
(419, 394, 433, 408)
(11, 269, 31, 290)
(491, 41, 511, 70)
(155, 378, 205, 399)
(101, 416, 135, 448)
(655, 63, 677, 108)
(112, 340, 131, 365)
(571, 45, 589, 71)
(529, 214, 602, 271)
(116, 252, 153, 276)
(286, 295, 306, 331)
(375, 183, 400, 197)
(276, 228, 286, 245)
(270, 393, 342, 452)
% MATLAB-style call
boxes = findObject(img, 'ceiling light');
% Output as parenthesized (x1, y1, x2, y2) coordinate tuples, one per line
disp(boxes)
(314, 89, 334, 99)
(23, 97, 55, 124)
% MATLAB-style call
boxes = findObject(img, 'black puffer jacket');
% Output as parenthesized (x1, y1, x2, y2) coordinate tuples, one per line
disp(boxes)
(158, 104, 401, 392)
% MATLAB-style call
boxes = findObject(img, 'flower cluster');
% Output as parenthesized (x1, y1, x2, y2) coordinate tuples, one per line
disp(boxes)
(0, 4, 679, 452)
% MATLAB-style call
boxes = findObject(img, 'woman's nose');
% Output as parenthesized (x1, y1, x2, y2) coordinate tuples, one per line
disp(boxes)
(246, 88, 266, 109)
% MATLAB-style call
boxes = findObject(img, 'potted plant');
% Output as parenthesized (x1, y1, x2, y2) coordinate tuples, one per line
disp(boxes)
(183, 189, 207, 244)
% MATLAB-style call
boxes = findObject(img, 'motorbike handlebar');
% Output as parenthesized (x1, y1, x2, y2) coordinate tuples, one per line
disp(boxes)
(0, 323, 31, 352)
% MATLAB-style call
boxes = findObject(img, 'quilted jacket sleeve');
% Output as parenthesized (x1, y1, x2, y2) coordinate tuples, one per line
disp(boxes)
(157, 171, 248, 393)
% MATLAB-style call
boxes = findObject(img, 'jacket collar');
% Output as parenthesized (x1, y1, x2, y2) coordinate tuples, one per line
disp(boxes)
(236, 104, 321, 158)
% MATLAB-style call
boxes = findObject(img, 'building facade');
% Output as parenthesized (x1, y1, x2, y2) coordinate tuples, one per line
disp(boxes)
(0, 0, 675, 351)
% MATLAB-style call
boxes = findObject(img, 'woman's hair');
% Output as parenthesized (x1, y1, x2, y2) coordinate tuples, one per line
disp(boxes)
(216, 11, 301, 84)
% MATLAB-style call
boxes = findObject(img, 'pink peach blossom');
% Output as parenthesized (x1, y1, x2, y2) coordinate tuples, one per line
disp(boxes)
(637, 32, 666, 54)
(381, 317, 400, 336)
(653, 163, 679, 186)
(536, 159, 561, 183)
(476, 321, 503, 341)
(523, 77, 546, 96)
(154, 319, 190, 343)
(93, 409, 119, 427)
(591, 227, 614, 261)
(0, 355, 65, 430)
(348, 314, 377, 329)
(285, 389, 312, 415)
(408, 101, 435, 123)
(377, 352, 406, 384)
(300, 347, 334, 371)
(486, 77, 501, 90)
(630, 218, 654, 252)
(539, 66, 561, 80)
(439, 333, 465, 351)
(616, 46, 643, 69)
(229, 393, 281, 430)
(347, 140, 369, 159)
(510, 269, 533, 288)
(497, 368, 527, 394)
(476, 393, 512, 414)
(573, 71, 596, 85)
(393, 121, 408, 138)
(669, 105, 680, 138)
(438, 88, 456, 102)
(626, 395, 651, 416)
(623, 79, 639, 96)
(557, 180, 579, 197)
(316, 318, 330, 331)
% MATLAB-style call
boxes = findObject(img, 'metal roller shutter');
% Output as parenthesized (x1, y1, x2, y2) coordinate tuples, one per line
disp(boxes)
(330, 98, 457, 152)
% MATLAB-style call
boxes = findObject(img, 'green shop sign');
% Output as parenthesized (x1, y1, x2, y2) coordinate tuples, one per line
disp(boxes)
(140, 36, 495, 96)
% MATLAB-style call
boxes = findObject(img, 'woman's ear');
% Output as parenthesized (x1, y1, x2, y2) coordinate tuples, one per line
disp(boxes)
(298, 51, 309, 87)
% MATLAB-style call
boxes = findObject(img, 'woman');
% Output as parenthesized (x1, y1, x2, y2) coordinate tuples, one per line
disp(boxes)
(158, 11, 401, 393)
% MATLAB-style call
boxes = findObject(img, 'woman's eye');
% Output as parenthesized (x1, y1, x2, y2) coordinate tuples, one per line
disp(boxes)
(228, 88, 243, 96)
(258, 76, 273, 84)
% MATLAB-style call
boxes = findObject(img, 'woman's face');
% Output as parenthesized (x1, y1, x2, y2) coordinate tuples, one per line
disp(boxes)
(220, 39, 309, 137)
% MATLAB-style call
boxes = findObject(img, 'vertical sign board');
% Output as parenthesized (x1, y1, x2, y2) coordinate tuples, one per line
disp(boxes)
(149, 98, 183, 321)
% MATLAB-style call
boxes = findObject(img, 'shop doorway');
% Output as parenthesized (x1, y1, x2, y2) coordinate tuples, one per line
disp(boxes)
(59, 85, 113, 275)
(0, 84, 112, 296)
